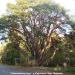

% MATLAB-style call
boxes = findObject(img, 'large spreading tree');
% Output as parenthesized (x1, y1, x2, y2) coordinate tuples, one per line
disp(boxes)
(0, 0, 73, 66)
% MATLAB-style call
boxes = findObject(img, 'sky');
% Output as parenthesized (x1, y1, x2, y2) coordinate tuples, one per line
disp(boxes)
(0, 0, 75, 16)
(53, 0, 75, 16)
(0, 0, 15, 16)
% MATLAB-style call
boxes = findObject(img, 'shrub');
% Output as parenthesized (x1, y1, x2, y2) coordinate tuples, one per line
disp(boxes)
(1, 43, 20, 65)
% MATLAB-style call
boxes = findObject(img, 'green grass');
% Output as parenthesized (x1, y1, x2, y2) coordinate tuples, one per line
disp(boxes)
(49, 66, 75, 73)
(63, 67, 75, 73)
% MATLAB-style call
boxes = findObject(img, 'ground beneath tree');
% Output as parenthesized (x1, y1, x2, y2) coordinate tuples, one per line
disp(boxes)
(9, 65, 75, 75)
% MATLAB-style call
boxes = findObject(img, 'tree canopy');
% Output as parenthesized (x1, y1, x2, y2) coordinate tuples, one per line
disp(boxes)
(0, 0, 74, 66)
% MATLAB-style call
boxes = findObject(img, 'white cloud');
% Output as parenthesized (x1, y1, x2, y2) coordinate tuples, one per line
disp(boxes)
(0, 0, 16, 16)
(0, 0, 8, 16)
(53, 0, 75, 16)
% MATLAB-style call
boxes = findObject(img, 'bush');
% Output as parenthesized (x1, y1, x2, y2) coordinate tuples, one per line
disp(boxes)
(1, 43, 20, 65)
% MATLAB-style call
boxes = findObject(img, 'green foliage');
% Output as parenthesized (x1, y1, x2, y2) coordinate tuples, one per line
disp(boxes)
(7, 0, 32, 17)
(1, 43, 20, 65)
(0, 0, 74, 67)
(0, 16, 8, 32)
